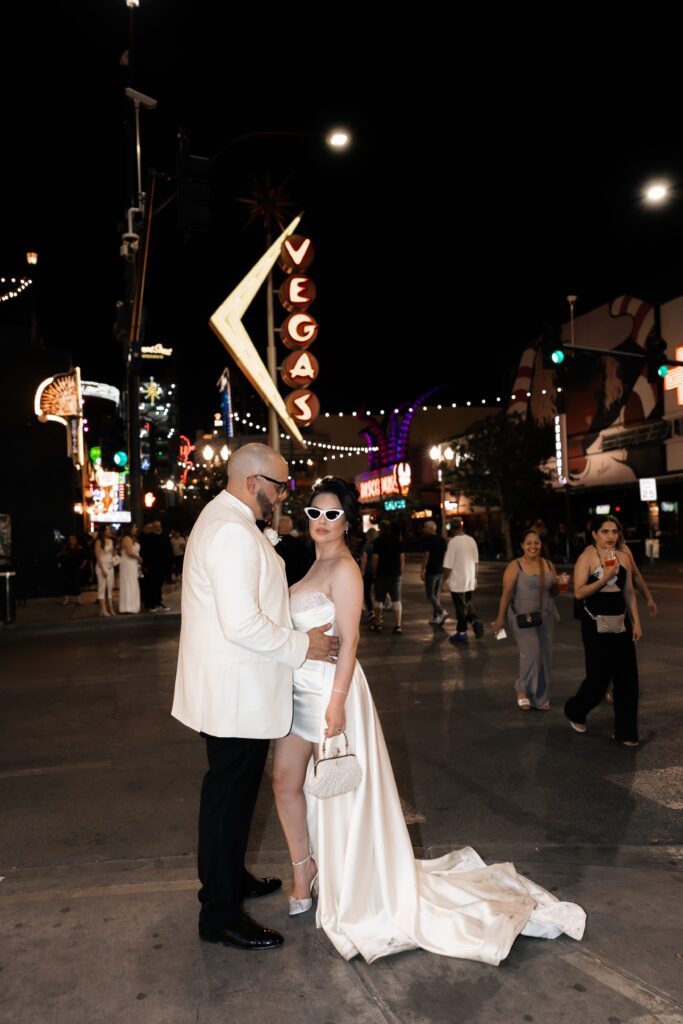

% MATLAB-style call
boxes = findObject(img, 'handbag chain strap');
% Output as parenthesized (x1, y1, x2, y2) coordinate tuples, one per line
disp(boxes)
(319, 731, 349, 760)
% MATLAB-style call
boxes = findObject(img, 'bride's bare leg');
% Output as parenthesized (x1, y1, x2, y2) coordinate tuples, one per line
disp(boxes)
(272, 734, 318, 898)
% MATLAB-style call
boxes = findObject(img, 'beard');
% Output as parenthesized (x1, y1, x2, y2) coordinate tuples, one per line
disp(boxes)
(256, 487, 275, 523)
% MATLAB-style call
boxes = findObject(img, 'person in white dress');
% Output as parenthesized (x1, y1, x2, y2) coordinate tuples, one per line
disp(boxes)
(118, 523, 142, 614)
(94, 525, 117, 617)
(273, 477, 586, 965)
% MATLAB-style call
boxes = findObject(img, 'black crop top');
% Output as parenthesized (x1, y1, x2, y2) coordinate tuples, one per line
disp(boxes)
(585, 561, 627, 615)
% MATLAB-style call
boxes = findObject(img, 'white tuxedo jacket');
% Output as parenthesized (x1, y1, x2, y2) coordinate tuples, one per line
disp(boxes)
(172, 490, 309, 738)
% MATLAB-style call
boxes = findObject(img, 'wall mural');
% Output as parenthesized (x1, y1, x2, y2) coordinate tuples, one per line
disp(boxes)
(509, 295, 665, 488)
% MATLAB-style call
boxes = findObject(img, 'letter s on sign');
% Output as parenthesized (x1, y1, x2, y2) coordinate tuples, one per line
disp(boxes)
(286, 389, 320, 425)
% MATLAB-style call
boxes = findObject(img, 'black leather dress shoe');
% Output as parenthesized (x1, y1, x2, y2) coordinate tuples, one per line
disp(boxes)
(242, 874, 282, 898)
(198, 910, 284, 950)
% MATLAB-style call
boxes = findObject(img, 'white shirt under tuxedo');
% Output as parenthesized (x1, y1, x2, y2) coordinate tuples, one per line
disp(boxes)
(172, 490, 310, 738)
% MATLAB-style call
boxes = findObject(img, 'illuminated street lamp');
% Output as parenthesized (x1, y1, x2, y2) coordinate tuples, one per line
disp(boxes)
(26, 252, 38, 266)
(326, 128, 351, 149)
(644, 181, 669, 203)
(220, 444, 230, 461)
(202, 444, 214, 462)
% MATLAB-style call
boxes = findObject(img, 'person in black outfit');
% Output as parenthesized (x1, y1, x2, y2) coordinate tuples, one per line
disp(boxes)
(371, 520, 405, 634)
(57, 533, 87, 605)
(276, 515, 314, 586)
(420, 521, 447, 625)
(139, 519, 173, 611)
(564, 516, 642, 746)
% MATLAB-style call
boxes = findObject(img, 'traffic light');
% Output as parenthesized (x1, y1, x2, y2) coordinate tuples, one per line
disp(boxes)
(645, 333, 669, 383)
(176, 137, 211, 234)
(540, 326, 566, 369)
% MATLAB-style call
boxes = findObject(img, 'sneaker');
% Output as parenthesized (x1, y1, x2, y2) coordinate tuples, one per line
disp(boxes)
(429, 615, 440, 625)
(393, 626, 402, 635)
(437, 611, 448, 627)
(472, 619, 484, 639)
(449, 632, 469, 644)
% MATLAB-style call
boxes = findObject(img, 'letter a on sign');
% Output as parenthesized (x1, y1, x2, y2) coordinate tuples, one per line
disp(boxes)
(281, 350, 319, 388)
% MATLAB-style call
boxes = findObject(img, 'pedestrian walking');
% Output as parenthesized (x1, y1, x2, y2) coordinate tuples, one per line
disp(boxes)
(371, 520, 404, 634)
(491, 528, 568, 710)
(441, 518, 483, 644)
(565, 515, 642, 746)
(420, 521, 447, 625)
(359, 526, 377, 623)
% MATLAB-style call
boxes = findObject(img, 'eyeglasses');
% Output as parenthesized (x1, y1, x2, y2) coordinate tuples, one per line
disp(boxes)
(254, 473, 289, 495)
(304, 507, 345, 522)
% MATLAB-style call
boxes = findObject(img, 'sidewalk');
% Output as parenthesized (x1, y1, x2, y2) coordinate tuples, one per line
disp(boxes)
(1, 580, 181, 634)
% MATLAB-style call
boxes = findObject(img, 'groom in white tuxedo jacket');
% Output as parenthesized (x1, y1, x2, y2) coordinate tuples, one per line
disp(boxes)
(172, 444, 337, 950)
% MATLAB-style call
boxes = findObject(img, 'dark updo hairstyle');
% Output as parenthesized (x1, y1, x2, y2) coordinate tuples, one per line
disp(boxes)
(308, 476, 362, 541)
(520, 528, 542, 546)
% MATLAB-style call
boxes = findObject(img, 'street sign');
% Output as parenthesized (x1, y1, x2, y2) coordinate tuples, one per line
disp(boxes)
(639, 478, 657, 501)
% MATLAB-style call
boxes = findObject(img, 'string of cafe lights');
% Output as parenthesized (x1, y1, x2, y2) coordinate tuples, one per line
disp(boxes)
(0, 276, 33, 302)
(234, 394, 559, 464)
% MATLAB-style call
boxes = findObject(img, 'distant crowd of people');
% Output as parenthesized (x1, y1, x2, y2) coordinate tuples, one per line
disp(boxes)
(56, 521, 187, 616)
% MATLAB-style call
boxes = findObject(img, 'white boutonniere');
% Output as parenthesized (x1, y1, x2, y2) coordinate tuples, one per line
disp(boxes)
(264, 527, 280, 547)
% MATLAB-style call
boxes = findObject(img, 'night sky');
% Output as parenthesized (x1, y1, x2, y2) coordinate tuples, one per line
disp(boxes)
(5, 3, 683, 434)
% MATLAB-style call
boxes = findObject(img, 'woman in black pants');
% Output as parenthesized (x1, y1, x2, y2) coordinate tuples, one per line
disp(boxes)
(565, 516, 642, 746)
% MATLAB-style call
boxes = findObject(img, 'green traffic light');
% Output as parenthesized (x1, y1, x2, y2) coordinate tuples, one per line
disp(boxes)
(658, 364, 669, 378)
(551, 349, 565, 365)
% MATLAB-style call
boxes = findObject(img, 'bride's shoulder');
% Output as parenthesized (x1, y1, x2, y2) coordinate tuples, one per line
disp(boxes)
(329, 554, 362, 587)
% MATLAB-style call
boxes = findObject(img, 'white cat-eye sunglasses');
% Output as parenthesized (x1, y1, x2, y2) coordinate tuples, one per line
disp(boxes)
(304, 507, 345, 522)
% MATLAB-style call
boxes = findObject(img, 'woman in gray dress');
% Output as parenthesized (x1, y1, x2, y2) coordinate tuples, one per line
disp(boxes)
(491, 529, 568, 710)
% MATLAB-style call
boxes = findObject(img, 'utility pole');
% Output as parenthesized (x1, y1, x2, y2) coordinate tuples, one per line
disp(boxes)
(121, 84, 157, 528)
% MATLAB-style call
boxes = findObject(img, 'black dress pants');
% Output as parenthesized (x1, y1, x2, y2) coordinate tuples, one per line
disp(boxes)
(197, 734, 270, 925)
(564, 617, 639, 743)
(450, 591, 478, 633)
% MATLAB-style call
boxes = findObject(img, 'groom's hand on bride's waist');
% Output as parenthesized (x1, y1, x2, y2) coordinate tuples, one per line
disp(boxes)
(306, 624, 339, 663)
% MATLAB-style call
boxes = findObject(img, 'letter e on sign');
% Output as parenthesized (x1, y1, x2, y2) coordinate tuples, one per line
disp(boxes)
(281, 351, 319, 389)
(278, 235, 315, 274)
(280, 276, 316, 312)
(286, 389, 320, 425)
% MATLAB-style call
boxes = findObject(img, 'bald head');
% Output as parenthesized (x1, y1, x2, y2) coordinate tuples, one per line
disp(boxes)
(424, 521, 437, 534)
(227, 443, 289, 521)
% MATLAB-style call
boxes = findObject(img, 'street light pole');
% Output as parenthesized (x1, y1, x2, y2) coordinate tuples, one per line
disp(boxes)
(121, 87, 157, 529)
(265, 231, 279, 453)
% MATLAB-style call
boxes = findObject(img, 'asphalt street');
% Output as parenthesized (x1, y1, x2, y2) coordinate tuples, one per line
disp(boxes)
(0, 559, 682, 1024)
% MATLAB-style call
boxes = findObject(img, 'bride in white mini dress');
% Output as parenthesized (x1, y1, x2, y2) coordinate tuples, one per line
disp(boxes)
(272, 478, 585, 966)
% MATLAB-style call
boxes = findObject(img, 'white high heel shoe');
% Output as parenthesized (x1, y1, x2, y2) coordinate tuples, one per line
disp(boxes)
(288, 853, 319, 916)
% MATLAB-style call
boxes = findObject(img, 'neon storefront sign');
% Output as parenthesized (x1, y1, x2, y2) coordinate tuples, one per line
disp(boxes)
(357, 462, 412, 503)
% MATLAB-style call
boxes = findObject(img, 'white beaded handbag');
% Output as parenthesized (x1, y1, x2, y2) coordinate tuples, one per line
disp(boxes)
(306, 732, 362, 800)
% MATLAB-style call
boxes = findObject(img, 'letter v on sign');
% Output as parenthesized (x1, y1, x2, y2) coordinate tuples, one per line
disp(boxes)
(209, 216, 304, 444)
(284, 237, 311, 266)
